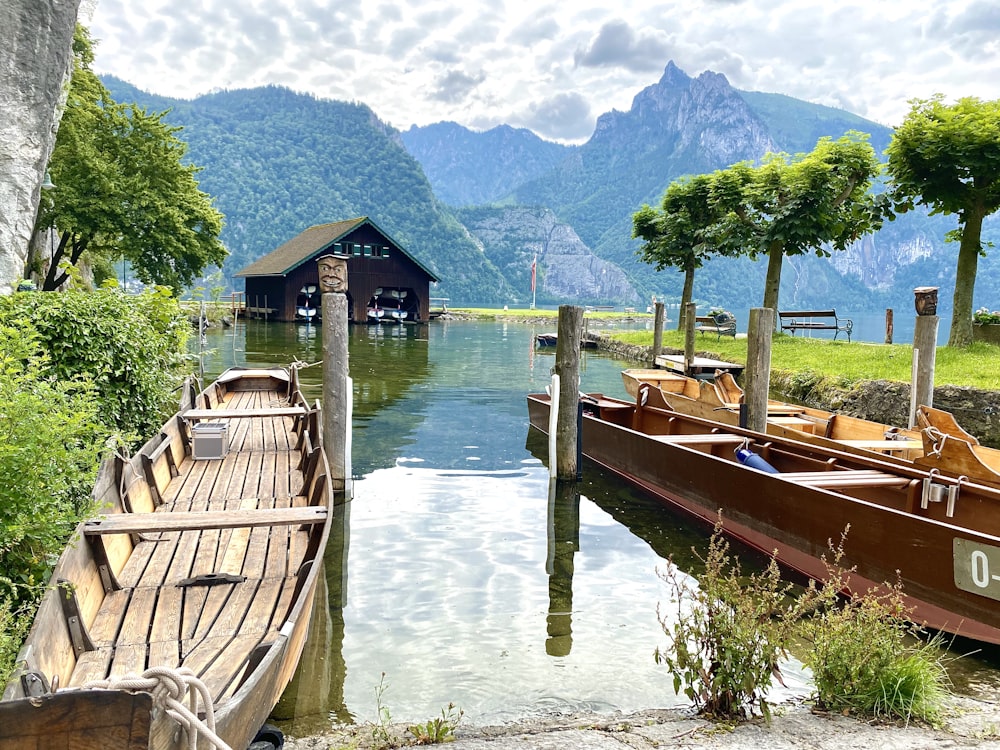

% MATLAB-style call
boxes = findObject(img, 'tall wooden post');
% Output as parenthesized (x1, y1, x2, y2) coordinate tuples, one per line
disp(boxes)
(911, 287, 939, 427)
(683, 302, 696, 374)
(554, 305, 584, 481)
(652, 302, 665, 359)
(319, 255, 350, 492)
(885, 308, 894, 345)
(322, 293, 348, 492)
(743, 308, 774, 433)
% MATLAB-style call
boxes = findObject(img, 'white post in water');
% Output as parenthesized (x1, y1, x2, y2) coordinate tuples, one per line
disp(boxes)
(911, 286, 939, 427)
(319, 254, 350, 493)
(548, 373, 560, 479)
(344, 375, 354, 500)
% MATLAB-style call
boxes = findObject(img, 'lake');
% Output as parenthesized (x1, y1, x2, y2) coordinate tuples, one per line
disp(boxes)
(195, 318, 998, 733)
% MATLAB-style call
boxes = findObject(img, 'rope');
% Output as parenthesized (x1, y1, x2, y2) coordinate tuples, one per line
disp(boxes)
(922, 426, 946, 458)
(84, 666, 232, 750)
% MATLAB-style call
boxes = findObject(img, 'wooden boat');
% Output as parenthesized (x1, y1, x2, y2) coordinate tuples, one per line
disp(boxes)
(535, 333, 598, 349)
(623, 368, 1000, 490)
(1, 366, 334, 750)
(623, 368, 926, 462)
(527, 385, 1000, 645)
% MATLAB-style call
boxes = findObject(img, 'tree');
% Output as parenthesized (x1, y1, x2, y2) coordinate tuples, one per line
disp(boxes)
(31, 26, 226, 293)
(633, 169, 746, 329)
(716, 133, 885, 312)
(885, 96, 1000, 347)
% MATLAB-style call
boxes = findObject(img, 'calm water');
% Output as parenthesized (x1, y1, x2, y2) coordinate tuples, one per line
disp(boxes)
(195, 318, 998, 732)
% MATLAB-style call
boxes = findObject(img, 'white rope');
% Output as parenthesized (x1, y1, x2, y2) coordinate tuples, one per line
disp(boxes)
(84, 666, 233, 750)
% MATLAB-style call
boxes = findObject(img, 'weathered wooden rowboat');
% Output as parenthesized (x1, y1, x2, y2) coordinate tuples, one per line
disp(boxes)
(622, 368, 1000, 480)
(622, 368, 923, 455)
(527, 385, 1000, 645)
(1, 366, 333, 750)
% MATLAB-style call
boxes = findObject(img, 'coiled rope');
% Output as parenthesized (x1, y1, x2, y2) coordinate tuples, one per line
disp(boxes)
(84, 666, 232, 750)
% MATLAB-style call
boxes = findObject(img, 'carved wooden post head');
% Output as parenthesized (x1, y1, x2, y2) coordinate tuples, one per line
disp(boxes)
(914, 286, 938, 316)
(317, 254, 348, 294)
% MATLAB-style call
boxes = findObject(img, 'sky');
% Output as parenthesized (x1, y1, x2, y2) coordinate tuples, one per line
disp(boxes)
(82, 0, 1000, 144)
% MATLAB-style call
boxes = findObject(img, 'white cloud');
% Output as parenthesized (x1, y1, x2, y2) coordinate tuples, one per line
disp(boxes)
(87, 0, 1000, 142)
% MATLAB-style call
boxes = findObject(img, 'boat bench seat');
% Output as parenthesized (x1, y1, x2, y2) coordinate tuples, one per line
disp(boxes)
(778, 470, 913, 489)
(181, 406, 309, 421)
(651, 434, 746, 446)
(83, 506, 327, 535)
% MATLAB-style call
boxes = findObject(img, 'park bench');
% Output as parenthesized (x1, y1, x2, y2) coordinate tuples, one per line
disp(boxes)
(695, 310, 737, 339)
(778, 309, 853, 342)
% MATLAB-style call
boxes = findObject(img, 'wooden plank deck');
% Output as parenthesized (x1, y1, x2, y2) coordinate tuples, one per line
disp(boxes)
(66, 382, 320, 703)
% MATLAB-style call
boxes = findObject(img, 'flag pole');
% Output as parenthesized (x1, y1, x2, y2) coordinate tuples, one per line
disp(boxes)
(531, 254, 537, 310)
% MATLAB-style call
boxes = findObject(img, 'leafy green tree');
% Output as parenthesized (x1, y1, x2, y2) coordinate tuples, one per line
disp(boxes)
(33, 26, 226, 293)
(717, 133, 885, 312)
(885, 95, 1000, 347)
(633, 170, 744, 329)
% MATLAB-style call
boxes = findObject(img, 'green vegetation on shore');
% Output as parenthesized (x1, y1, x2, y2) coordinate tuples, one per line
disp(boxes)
(450, 309, 1000, 391)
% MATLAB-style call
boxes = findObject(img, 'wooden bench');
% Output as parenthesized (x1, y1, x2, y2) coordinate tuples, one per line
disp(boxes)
(695, 313, 737, 339)
(778, 309, 853, 341)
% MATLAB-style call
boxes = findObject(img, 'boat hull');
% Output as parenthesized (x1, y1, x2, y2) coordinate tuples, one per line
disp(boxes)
(527, 392, 1000, 645)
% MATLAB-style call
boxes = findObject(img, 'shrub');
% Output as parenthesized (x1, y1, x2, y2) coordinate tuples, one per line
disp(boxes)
(803, 536, 952, 725)
(654, 517, 820, 722)
(0, 287, 189, 443)
(973, 307, 1000, 325)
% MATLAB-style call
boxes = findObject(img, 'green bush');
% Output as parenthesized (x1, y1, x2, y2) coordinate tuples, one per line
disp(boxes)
(0, 324, 104, 600)
(0, 287, 189, 442)
(803, 536, 952, 725)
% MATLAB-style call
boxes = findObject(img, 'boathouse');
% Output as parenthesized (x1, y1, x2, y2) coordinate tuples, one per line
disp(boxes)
(234, 217, 439, 322)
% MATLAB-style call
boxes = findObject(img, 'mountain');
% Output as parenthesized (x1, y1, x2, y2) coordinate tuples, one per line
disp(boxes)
(400, 122, 573, 207)
(403, 62, 1000, 313)
(101, 64, 1000, 312)
(101, 78, 517, 304)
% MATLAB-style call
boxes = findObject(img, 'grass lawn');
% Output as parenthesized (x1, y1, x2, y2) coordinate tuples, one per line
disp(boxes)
(451, 308, 1000, 391)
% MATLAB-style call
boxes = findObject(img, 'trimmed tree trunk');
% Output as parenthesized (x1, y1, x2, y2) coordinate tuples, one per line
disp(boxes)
(948, 210, 985, 348)
(677, 264, 695, 330)
(762, 240, 784, 311)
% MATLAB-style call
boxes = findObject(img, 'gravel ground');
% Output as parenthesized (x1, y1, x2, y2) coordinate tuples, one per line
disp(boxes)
(283, 695, 1000, 750)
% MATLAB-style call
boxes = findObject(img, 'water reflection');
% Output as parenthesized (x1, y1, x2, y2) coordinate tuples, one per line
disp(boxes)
(193, 318, 1000, 731)
(545, 481, 579, 657)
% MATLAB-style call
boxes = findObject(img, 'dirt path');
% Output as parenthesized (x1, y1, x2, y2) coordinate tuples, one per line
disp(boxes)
(284, 695, 1000, 749)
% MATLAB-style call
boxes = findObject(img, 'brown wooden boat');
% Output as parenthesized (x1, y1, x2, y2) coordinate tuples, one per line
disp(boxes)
(527, 385, 1000, 645)
(623, 368, 931, 463)
(1, 366, 333, 750)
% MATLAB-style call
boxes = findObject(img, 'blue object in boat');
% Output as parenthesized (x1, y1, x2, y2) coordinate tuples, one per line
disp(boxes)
(736, 447, 779, 474)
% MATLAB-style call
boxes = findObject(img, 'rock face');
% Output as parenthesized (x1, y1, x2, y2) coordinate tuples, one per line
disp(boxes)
(457, 206, 639, 305)
(0, 0, 80, 294)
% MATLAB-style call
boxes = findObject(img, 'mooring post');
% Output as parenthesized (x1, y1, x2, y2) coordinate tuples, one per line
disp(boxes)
(319, 255, 350, 493)
(683, 302, 696, 375)
(911, 286, 939, 426)
(885, 308, 894, 345)
(652, 302, 665, 359)
(554, 305, 584, 481)
(743, 307, 774, 433)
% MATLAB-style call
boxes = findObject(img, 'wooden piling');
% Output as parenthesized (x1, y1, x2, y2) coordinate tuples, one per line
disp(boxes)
(885, 308, 894, 345)
(322, 292, 349, 491)
(911, 313, 939, 426)
(652, 302, 665, 359)
(743, 307, 775, 433)
(554, 305, 584, 481)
